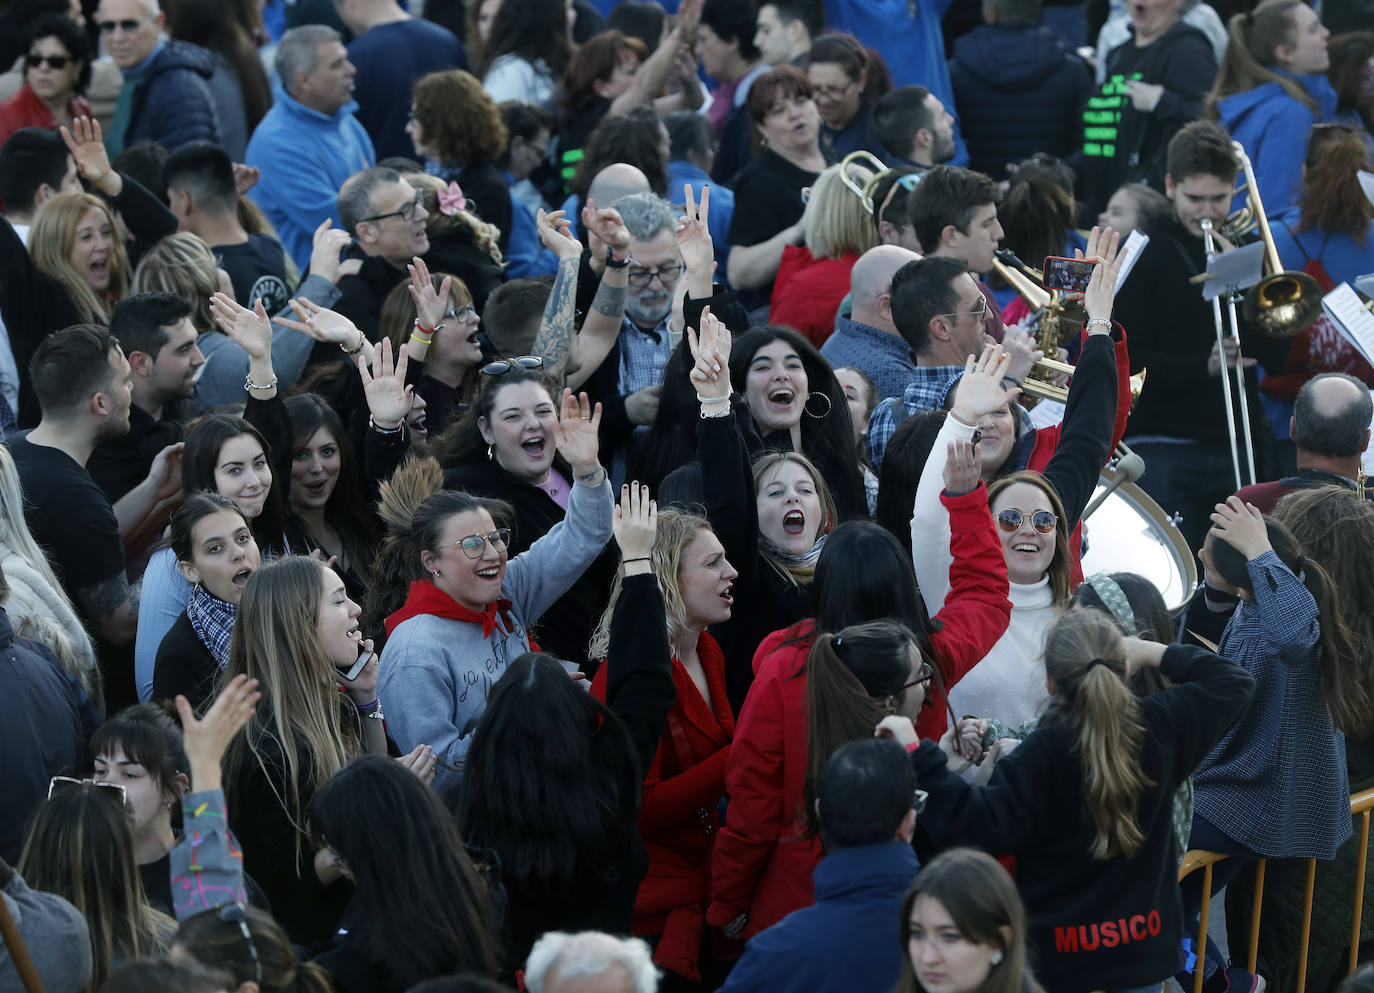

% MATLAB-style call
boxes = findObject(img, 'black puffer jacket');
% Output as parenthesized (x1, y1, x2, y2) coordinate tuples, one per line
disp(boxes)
(124, 40, 222, 153)
(948, 23, 1092, 180)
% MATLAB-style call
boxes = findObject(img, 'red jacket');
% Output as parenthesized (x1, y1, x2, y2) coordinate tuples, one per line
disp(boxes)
(768, 245, 857, 348)
(590, 631, 733, 982)
(0, 85, 93, 155)
(705, 486, 1012, 940)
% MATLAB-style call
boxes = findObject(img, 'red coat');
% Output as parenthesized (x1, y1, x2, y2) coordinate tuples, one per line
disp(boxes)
(590, 631, 733, 982)
(0, 84, 93, 155)
(705, 486, 1012, 941)
(768, 245, 857, 348)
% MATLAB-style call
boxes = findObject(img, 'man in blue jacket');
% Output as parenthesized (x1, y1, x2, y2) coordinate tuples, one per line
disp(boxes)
(97, 0, 222, 158)
(719, 738, 922, 993)
(246, 25, 376, 271)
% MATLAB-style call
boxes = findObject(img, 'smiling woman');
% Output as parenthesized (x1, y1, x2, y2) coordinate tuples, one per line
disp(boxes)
(30, 191, 130, 323)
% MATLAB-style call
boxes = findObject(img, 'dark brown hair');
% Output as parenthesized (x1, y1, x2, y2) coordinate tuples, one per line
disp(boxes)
(413, 70, 509, 167)
(748, 64, 813, 125)
(562, 29, 649, 117)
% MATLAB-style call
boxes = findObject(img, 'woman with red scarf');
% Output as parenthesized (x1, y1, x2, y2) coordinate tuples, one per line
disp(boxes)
(376, 389, 614, 794)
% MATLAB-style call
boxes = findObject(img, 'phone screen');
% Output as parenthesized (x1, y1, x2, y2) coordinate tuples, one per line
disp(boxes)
(1042, 256, 1098, 292)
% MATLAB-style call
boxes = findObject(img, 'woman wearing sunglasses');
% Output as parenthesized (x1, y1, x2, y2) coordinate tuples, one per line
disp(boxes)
(0, 14, 91, 148)
(418, 360, 617, 669)
(376, 389, 613, 793)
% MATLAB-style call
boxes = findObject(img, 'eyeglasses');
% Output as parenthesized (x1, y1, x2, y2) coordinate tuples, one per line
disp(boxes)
(444, 304, 478, 323)
(626, 262, 683, 288)
(97, 17, 145, 32)
(937, 295, 991, 324)
(26, 54, 73, 69)
(811, 80, 856, 100)
(446, 528, 511, 559)
(358, 193, 424, 224)
(216, 904, 263, 986)
(902, 660, 935, 691)
(481, 355, 543, 376)
(48, 776, 127, 804)
(996, 508, 1057, 534)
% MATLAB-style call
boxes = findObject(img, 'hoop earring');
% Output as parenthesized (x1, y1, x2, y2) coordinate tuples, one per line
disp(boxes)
(804, 391, 832, 419)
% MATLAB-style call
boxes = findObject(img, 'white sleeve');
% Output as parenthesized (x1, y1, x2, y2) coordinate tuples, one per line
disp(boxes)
(911, 415, 979, 615)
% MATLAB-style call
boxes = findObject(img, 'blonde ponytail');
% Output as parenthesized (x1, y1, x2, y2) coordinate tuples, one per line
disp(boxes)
(1044, 610, 1154, 860)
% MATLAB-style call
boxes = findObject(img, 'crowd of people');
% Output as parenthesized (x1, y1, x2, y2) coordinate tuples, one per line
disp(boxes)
(1, 0, 1373, 989)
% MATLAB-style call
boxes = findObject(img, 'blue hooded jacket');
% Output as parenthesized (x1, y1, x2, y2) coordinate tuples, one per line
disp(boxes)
(1217, 70, 1337, 216)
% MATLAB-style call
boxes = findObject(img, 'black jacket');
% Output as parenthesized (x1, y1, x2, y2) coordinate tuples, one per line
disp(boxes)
(151, 610, 218, 712)
(123, 41, 223, 153)
(1119, 213, 1289, 446)
(913, 645, 1255, 993)
(949, 24, 1092, 180)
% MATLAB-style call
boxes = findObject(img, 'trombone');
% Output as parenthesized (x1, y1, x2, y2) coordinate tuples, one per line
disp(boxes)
(837, 150, 892, 215)
(1201, 141, 1323, 489)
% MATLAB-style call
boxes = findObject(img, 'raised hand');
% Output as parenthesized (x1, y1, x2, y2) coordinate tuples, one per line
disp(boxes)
(344, 638, 380, 701)
(554, 389, 603, 474)
(279, 297, 365, 352)
(359, 336, 413, 430)
(613, 481, 657, 564)
(147, 442, 186, 503)
(232, 163, 261, 196)
(942, 438, 982, 495)
(308, 219, 353, 285)
(676, 183, 714, 273)
(209, 293, 272, 360)
(407, 256, 451, 330)
(60, 116, 116, 192)
(537, 208, 581, 261)
(1075, 224, 1125, 325)
(949, 344, 1018, 425)
(999, 324, 1041, 384)
(686, 305, 732, 401)
(175, 674, 262, 792)
(582, 198, 631, 257)
(1209, 496, 1272, 561)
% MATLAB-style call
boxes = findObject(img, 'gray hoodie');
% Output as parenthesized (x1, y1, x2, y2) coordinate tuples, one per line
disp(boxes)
(378, 477, 613, 791)
(0, 868, 92, 993)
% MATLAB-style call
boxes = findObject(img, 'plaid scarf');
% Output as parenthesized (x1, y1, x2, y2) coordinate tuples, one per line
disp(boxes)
(186, 584, 238, 669)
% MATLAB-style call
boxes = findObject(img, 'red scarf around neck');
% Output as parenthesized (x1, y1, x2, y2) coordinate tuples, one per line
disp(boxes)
(384, 579, 515, 638)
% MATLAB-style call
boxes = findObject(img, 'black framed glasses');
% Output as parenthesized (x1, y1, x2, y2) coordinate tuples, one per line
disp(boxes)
(26, 54, 73, 69)
(444, 304, 478, 323)
(358, 193, 424, 224)
(447, 528, 511, 559)
(48, 776, 127, 804)
(996, 508, 1057, 534)
(97, 17, 145, 31)
(481, 355, 543, 376)
(626, 262, 683, 288)
(217, 904, 263, 986)
(902, 661, 935, 691)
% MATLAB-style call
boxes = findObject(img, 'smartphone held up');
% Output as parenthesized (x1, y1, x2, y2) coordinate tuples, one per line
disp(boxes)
(1042, 256, 1098, 293)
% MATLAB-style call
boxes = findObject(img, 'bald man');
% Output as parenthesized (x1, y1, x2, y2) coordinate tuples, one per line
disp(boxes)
(1234, 372, 1373, 512)
(819, 245, 923, 399)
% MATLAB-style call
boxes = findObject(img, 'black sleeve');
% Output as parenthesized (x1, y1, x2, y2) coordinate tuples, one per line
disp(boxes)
(697, 409, 761, 594)
(108, 173, 179, 267)
(0, 215, 81, 426)
(151, 614, 215, 710)
(51, 482, 125, 590)
(725, 167, 780, 247)
(604, 573, 677, 774)
(362, 422, 409, 494)
(683, 284, 750, 340)
(1041, 330, 1117, 529)
(244, 394, 294, 495)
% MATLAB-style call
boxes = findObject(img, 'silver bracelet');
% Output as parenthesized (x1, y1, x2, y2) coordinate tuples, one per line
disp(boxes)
(244, 372, 278, 392)
(1084, 317, 1113, 333)
(368, 416, 405, 435)
(696, 393, 730, 405)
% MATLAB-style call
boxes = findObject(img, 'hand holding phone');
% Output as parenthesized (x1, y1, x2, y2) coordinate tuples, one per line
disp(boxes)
(340, 644, 373, 682)
(1042, 255, 1098, 293)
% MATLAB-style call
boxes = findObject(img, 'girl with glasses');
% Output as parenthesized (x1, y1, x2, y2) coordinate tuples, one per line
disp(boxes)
(804, 33, 891, 160)
(414, 364, 618, 669)
(374, 390, 613, 793)
(0, 14, 91, 148)
(883, 607, 1254, 993)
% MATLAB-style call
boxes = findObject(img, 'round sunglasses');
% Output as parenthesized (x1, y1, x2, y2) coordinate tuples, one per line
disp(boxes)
(995, 508, 1057, 534)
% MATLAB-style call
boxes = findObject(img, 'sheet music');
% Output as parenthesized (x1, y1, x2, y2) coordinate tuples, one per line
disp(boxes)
(1364, 390, 1374, 479)
(1113, 230, 1148, 290)
(1361, 170, 1374, 208)
(1322, 282, 1374, 366)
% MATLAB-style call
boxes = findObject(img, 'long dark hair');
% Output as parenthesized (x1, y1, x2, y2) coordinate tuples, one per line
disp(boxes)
(477, 0, 572, 80)
(91, 703, 188, 828)
(459, 652, 641, 892)
(283, 393, 378, 575)
(874, 410, 947, 559)
(1207, 511, 1362, 732)
(627, 337, 703, 494)
(164, 0, 271, 130)
(182, 414, 289, 557)
(1272, 486, 1374, 738)
(311, 756, 501, 986)
(803, 622, 914, 836)
(430, 367, 560, 469)
(728, 326, 866, 521)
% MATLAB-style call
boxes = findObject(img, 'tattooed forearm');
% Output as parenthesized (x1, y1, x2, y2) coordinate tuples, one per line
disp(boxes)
(75, 575, 140, 646)
(532, 256, 579, 382)
(591, 280, 626, 319)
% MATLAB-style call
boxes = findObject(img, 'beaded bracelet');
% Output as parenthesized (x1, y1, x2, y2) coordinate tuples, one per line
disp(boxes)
(244, 373, 278, 392)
